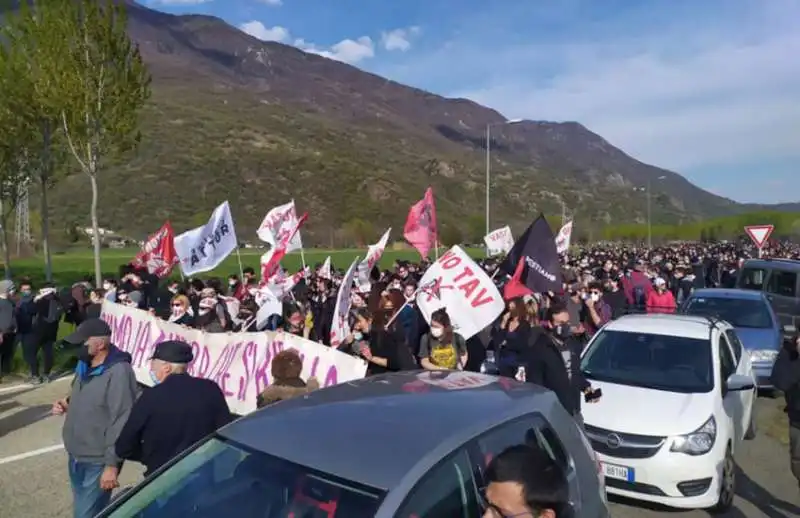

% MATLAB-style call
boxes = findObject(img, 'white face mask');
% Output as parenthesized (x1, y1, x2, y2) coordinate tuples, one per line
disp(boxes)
(590, 293, 600, 303)
(102, 282, 111, 290)
(580, 292, 588, 301)
(430, 327, 444, 338)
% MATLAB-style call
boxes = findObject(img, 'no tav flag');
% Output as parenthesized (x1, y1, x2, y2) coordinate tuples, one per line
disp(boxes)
(174, 201, 238, 276)
(499, 214, 561, 294)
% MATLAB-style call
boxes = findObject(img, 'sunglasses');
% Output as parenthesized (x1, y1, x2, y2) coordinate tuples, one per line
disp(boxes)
(171, 303, 183, 308)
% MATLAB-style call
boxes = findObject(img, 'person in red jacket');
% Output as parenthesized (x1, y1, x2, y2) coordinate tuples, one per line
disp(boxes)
(646, 277, 677, 314)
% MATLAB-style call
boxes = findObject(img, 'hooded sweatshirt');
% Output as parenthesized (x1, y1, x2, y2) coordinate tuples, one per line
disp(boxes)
(63, 346, 138, 466)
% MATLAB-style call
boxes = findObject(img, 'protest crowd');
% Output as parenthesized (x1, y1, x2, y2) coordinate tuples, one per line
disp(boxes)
(2, 191, 800, 518)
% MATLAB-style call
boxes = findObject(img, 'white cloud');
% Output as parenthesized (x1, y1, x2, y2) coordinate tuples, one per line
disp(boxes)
(257, 0, 283, 5)
(239, 21, 290, 42)
(387, 2, 800, 184)
(296, 36, 375, 64)
(380, 26, 420, 52)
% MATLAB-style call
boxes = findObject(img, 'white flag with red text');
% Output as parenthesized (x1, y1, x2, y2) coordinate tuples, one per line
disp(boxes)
(483, 226, 514, 256)
(356, 228, 391, 291)
(257, 200, 303, 253)
(555, 220, 573, 255)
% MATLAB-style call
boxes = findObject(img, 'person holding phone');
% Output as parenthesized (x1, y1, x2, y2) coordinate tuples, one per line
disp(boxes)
(520, 303, 599, 428)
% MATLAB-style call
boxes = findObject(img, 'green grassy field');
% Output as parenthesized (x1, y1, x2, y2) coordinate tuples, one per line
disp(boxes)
(7, 247, 484, 286)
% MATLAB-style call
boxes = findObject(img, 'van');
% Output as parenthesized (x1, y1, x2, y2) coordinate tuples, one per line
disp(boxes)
(736, 258, 800, 327)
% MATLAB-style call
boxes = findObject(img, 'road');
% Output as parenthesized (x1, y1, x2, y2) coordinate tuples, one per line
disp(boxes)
(0, 380, 798, 518)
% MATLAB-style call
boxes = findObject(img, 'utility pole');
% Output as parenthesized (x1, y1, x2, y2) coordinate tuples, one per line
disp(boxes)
(15, 183, 30, 255)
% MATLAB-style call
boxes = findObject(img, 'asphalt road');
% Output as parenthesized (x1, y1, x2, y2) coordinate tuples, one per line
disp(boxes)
(0, 379, 798, 518)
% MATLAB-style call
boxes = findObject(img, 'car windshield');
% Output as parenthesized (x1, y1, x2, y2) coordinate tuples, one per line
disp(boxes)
(581, 330, 713, 393)
(104, 437, 384, 518)
(683, 296, 772, 328)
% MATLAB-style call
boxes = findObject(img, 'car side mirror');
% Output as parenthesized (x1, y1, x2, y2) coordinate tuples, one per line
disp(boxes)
(726, 373, 755, 392)
(783, 324, 797, 336)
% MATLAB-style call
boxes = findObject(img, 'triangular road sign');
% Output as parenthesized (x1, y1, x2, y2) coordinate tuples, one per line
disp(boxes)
(745, 225, 774, 248)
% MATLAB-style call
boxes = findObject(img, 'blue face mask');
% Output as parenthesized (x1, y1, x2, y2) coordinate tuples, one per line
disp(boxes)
(353, 332, 363, 341)
(149, 370, 161, 386)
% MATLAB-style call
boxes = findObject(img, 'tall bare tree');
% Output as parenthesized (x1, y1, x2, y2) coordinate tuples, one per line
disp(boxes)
(34, 0, 151, 286)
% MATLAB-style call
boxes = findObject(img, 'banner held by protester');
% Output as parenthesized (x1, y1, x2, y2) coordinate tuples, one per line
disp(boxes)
(101, 301, 367, 415)
(330, 257, 359, 347)
(416, 245, 504, 340)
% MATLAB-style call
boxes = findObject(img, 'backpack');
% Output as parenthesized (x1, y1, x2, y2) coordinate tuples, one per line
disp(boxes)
(44, 297, 64, 324)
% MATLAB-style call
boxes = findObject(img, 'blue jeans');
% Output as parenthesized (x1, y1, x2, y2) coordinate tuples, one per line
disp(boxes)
(68, 455, 112, 518)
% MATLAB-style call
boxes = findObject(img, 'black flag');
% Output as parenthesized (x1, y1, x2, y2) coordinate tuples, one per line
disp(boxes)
(499, 214, 561, 294)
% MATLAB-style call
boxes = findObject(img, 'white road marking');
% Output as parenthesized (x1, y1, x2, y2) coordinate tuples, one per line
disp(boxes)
(0, 376, 71, 394)
(0, 444, 64, 465)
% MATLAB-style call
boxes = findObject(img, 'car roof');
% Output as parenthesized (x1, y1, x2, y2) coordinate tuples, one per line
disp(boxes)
(604, 313, 718, 340)
(220, 371, 556, 490)
(689, 288, 765, 301)
(743, 258, 800, 270)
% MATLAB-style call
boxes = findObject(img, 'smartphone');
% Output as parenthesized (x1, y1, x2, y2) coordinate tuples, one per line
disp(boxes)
(584, 388, 602, 402)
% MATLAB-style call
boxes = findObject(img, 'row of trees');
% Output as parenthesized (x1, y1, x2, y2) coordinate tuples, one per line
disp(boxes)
(0, 0, 150, 283)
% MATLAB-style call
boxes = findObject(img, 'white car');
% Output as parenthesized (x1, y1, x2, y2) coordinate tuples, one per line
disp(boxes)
(580, 314, 756, 512)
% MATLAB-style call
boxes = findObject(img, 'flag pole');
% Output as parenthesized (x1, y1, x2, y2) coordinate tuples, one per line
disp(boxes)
(235, 247, 245, 279)
(434, 239, 440, 260)
(300, 247, 307, 270)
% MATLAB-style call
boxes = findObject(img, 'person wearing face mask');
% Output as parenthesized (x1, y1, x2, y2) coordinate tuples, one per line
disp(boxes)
(583, 281, 612, 338)
(646, 277, 676, 314)
(351, 306, 416, 375)
(52, 319, 137, 518)
(418, 309, 468, 371)
(102, 279, 118, 302)
(115, 340, 231, 478)
(282, 304, 312, 340)
(194, 297, 224, 332)
(168, 295, 194, 326)
(564, 284, 586, 336)
(520, 304, 597, 426)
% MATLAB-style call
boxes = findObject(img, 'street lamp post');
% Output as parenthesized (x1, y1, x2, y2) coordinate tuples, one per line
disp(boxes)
(485, 119, 523, 247)
(646, 175, 666, 248)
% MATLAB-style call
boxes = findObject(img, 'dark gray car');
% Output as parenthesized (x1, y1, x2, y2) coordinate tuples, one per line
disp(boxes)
(99, 370, 610, 518)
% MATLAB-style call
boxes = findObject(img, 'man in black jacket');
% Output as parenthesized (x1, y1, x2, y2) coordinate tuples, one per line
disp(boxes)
(521, 303, 599, 426)
(115, 340, 232, 476)
(770, 333, 800, 488)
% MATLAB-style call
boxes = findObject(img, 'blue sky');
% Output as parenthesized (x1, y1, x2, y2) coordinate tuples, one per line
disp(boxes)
(145, 0, 800, 204)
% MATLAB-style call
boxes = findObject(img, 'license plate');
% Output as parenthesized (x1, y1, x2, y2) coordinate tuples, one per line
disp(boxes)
(601, 462, 635, 482)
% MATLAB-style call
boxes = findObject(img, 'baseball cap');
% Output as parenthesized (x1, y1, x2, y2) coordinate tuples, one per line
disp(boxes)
(654, 277, 666, 287)
(150, 340, 194, 364)
(64, 318, 112, 344)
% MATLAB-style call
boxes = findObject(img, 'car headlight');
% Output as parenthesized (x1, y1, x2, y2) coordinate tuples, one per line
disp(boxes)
(670, 416, 716, 456)
(749, 349, 778, 362)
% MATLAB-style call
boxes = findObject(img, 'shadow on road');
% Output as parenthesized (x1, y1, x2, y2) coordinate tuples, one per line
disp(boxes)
(736, 465, 800, 518)
(0, 401, 21, 415)
(0, 404, 53, 439)
(0, 387, 33, 405)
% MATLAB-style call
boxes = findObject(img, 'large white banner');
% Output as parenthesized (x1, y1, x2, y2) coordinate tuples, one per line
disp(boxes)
(257, 200, 303, 253)
(483, 226, 514, 256)
(174, 201, 238, 276)
(555, 220, 573, 255)
(356, 228, 391, 291)
(417, 245, 504, 340)
(101, 301, 367, 415)
(330, 257, 359, 347)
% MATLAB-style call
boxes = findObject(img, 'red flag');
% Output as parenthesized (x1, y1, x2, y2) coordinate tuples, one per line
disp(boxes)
(403, 187, 438, 258)
(130, 221, 178, 278)
(260, 212, 309, 282)
(503, 257, 533, 300)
